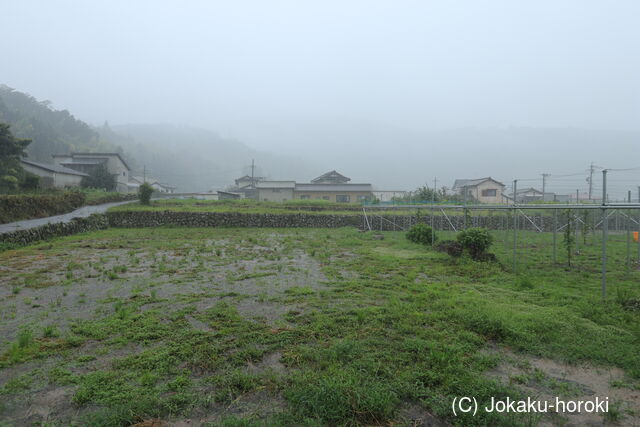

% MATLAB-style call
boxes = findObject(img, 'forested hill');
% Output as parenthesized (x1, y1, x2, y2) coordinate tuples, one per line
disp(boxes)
(0, 85, 121, 163)
(0, 85, 315, 192)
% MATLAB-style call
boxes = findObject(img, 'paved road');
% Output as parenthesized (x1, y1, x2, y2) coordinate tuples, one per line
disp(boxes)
(0, 200, 134, 235)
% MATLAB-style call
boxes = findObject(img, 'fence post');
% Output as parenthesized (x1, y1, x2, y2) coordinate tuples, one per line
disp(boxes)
(627, 209, 631, 271)
(553, 208, 557, 263)
(512, 185, 517, 272)
(601, 170, 608, 300)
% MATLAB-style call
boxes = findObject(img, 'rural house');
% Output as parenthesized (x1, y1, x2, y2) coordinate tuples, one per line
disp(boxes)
(452, 177, 505, 204)
(20, 158, 88, 189)
(129, 176, 176, 194)
(52, 152, 131, 192)
(256, 181, 296, 202)
(294, 171, 373, 203)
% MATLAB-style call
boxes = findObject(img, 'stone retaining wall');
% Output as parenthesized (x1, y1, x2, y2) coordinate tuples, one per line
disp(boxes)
(0, 214, 109, 246)
(1, 210, 630, 249)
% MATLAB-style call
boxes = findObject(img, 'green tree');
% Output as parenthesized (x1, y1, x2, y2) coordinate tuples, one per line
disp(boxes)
(0, 122, 31, 193)
(81, 164, 116, 191)
(138, 182, 153, 205)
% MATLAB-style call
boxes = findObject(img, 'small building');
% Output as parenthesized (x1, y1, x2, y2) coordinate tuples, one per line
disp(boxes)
(452, 177, 505, 204)
(217, 191, 242, 200)
(256, 181, 296, 202)
(512, 187, 544, 203)
(52, 152, 131, 193)
(129, 176, 176, 194)
(20, 159, 88, 189)
(294, 183, 373, 203)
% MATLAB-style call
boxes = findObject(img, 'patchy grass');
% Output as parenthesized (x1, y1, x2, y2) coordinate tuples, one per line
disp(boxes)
(0, 227, 639, 425)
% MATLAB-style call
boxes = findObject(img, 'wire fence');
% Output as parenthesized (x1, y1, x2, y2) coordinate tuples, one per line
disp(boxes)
(363, 203, 640, 300)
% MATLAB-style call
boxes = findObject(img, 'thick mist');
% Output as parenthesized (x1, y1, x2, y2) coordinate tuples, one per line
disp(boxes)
(2, 1, 639, 196)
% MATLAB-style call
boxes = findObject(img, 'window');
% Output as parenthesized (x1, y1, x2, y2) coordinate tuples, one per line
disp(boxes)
(336, 195, 350, 203)
(357, 195, 369, 202)
(481, 189, 497, 197)
(322, 196, 330, 201)
(300, 195, 310, 200)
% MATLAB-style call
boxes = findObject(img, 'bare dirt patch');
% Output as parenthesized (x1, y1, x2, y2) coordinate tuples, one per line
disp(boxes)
(487, 347, 640, 426)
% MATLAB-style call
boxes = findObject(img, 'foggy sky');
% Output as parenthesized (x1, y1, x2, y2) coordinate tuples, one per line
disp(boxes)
(2, 1, 640, 198)
(3, 0, 639, 135)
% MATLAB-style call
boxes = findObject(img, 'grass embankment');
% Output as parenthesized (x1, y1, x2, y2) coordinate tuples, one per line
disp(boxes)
(0, 189, 135, 224)
(0, 227, 638, 425)
(109, 198, 370, 215)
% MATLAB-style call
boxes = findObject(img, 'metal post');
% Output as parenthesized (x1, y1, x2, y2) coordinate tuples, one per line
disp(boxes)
(601, 170, 608, 299)
(627, 208, 631, 271)
(513, 180, 518, 273)
(553, 208, 557, 263)
(431, 177, 436, 246)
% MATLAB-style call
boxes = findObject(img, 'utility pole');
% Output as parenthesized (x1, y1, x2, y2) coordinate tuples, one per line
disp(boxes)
(588, 162, 595, 200)
(542, 173, 549, 199)
(143, 165, 146, 183)
(250, 159, 255, 188)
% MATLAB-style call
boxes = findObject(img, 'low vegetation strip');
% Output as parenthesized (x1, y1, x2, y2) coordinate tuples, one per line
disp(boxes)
(0, 192, 86, 224)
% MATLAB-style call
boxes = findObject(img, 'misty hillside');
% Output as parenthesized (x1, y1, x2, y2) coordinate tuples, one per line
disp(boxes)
(0, 85, 122, 162)
(0, 85, 316, 192)
(103, 124, 317, 192)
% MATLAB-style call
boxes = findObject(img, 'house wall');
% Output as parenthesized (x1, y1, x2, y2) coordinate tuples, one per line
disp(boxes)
(53, 172, 84, 188)
(21, 163, 83, 188)
(469, 181, 504, 204)
(105, 157, 129, 193)
(257, 188, 294, 202)
(293, 191, 372, 203)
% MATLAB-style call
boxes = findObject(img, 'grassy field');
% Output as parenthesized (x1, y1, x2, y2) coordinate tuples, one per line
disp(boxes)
(0, 227, 639, 426)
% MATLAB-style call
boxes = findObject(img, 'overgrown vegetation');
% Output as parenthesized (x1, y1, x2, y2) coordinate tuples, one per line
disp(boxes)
(457, 227, 494, 260)
(0, 227, 639, 425)
(81, 164, 116, 191)
(406, 223, 437, 246)
(0, 191, 85, 223)
(0, 122, 31, 193)
(138, 182, 153, 205)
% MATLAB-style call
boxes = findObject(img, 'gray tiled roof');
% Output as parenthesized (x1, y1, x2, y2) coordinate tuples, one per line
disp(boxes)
(452, 177, 505, 190)
(21, 159, 89, 176)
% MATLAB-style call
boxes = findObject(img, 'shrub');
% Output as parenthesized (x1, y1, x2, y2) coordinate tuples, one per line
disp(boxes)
(457, 227, 494, 260)
(434, 240, 463, 257)
(406, 224, 436, 246)
(138, 182, 154, 205)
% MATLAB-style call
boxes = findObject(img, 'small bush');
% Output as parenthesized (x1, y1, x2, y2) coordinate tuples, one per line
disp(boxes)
(406, 224, 437, 246)
(434, 240, 463, 257)
(457, 227, 494, 260)
(138, 182, 154, 205)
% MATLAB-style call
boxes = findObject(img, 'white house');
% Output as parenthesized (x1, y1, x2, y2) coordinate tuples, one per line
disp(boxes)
(52, 152, 130, 192)
(452, 177, 506, 204)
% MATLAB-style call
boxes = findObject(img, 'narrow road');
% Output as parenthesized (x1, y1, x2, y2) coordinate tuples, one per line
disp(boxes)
(0, 200, 134, 235)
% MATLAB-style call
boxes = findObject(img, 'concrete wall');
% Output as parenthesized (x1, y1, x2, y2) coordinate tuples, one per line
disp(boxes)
(257, 188, 294, 202)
